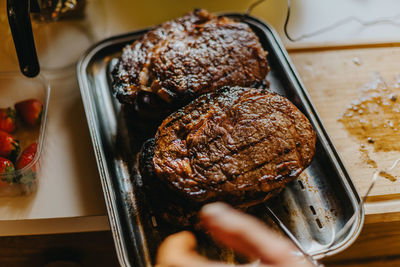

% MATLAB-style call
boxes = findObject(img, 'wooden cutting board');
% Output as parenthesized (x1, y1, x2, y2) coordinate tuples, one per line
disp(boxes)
(288, 45, 400, 221)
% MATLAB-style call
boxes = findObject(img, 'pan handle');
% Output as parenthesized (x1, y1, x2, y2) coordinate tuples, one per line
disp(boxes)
(7, 0, 40, 77)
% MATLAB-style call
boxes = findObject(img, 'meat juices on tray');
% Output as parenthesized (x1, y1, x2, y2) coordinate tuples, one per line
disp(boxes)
(112, 9, 269, 116)
(140, 87, 316, 225)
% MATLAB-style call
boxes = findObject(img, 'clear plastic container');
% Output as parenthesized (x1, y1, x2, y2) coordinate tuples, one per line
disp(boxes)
(0, 72, 50, 196)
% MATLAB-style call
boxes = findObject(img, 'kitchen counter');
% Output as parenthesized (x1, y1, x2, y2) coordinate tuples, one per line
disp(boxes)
(1, 0, 400, 265)
(0, 1, 109, 236)
(0, 69, 109, 236)
(288, 44, 400, 265)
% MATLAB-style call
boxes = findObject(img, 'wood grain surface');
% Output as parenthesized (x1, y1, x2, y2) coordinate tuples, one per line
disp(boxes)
(289, 46, 400, 217)
(323, 220, 400, 267)
(0, 231, 118, 267)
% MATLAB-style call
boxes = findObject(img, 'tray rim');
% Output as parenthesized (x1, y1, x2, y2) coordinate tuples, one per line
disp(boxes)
(247, 15, 365, 257)
(78, 36, 136, 267)
(77, 13, 365, 266)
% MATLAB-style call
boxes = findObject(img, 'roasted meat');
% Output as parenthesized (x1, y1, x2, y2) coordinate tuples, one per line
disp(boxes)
(141, 86, 316, 210)
(112, 9, 269, 115)
(140, 138, 199, 226)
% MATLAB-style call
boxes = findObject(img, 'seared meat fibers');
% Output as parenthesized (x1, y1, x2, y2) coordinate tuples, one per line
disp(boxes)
(112, 9, 269, 110)
(150, 87, 316, 207)
(140, 138, 199, 226)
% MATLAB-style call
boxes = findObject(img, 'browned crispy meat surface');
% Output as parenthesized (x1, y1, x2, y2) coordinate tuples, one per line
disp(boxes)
(146, 87, 316, 207)
(112, 9, 269, 113)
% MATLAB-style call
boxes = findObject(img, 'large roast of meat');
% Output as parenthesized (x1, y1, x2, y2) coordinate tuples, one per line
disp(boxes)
(112, 9, 269, 115)
(140, 87, 316, 224)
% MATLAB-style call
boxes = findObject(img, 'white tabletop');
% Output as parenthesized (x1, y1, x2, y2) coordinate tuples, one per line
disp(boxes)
(0, 0, 399, 236)
(91, 0, 400, 48)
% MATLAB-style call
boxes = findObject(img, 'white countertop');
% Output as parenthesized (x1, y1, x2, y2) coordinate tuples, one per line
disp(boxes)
(92, 0, 400, 48)
(0, 67, 109, 235)
(0, 0, 399, 236)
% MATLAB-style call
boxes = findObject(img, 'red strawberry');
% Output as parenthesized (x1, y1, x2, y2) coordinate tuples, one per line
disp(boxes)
(15, 99, 43, 127)
(0, 131, 20, 162)
(0, 157, 15, 186)
(16, 143, 37, 170)
(0, 108, 16, 133)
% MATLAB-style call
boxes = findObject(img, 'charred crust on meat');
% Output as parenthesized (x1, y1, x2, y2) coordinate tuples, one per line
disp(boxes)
(139, 138, 157, 180)
(139, 139, 203, 226)
(142, 86, 316, 210)
(111, 9, 270, 118)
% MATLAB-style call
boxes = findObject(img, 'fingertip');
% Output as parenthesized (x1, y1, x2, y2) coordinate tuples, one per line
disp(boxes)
(157, 231, 199, 265)
(176, 230, 196, 238)
(168, 230, 196, 245)
(157, 230, 232, 267)
(199, 202, 235, 226)
(200, 202, 232, 217)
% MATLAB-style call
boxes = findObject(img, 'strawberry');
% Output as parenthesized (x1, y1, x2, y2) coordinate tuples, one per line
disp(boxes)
(0, 157, 15, 185)
(0, 108, 16, 133)
(15, 99, 43, 127)
(0, 131, 20, 162)
(16, 143, 37, 170)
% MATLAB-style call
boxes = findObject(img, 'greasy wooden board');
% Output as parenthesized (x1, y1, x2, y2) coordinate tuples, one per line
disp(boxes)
(289, 46, 400, 217)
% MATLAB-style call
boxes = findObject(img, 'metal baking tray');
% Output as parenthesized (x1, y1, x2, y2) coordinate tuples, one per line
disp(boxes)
(77, 13, 364, 267)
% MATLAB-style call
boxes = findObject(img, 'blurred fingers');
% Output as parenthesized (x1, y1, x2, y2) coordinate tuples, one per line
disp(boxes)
(156, 231, 234, 267)
(199, 202, 298, 265)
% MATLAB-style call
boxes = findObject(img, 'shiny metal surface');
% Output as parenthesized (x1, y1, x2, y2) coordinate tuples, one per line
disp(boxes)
(77, 14, 364, 267)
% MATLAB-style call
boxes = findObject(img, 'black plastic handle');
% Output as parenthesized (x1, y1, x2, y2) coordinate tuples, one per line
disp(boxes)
(7, 0, 40, 77)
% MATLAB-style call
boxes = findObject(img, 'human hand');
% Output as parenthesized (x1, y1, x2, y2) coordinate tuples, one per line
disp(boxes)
(156, 202, 315, 267)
